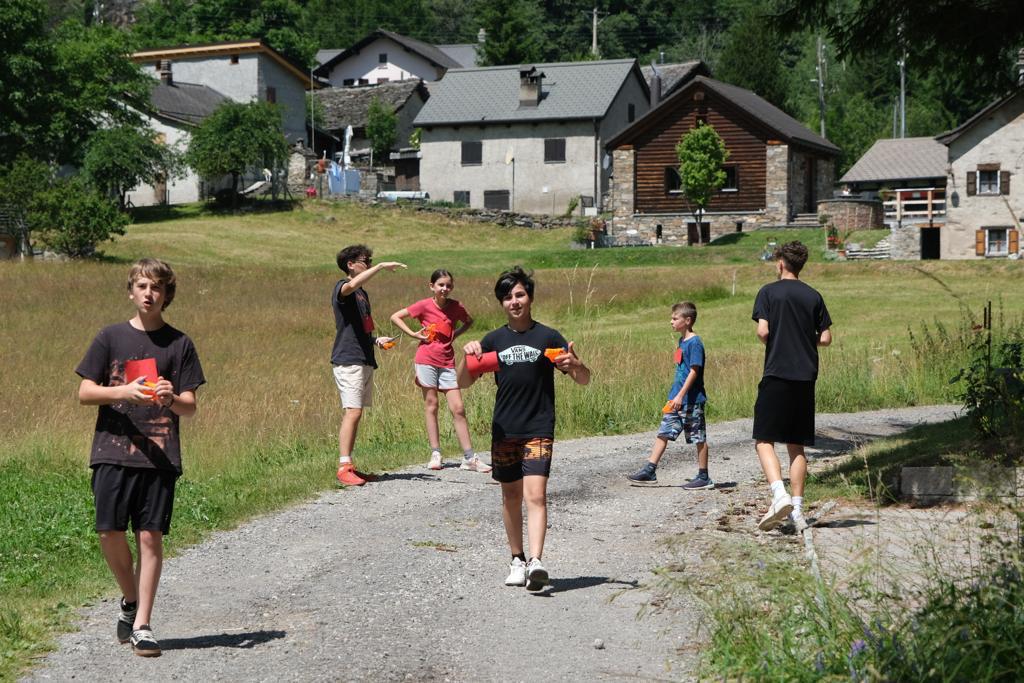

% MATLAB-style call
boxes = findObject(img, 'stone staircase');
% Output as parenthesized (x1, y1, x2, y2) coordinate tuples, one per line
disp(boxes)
(786, 212, 821, 228)
(845, 237, 891, 260)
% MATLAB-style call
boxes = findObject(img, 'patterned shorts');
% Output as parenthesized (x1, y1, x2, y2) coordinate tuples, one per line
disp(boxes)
(490, 437, 554, 483)
(657, 403, 707, 444)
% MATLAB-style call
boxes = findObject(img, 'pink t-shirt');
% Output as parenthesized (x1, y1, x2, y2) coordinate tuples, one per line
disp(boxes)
(406, 297, 470, 368)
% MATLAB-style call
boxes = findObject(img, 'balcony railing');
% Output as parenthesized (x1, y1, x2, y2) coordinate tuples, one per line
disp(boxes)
(881, 187, 945, 223)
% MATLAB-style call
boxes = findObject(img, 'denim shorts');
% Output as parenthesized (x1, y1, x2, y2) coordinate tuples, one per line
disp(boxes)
(657, 403, 706, 444)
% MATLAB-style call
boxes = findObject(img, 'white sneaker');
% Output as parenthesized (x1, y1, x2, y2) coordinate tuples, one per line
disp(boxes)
(525, 557, 549, 591)
(427, 452, 443, 470)
(459, 456, 492, 473)
(758, 494, 793, 531)
(790, 511, 809, 533)
(505, 557, 527, 586)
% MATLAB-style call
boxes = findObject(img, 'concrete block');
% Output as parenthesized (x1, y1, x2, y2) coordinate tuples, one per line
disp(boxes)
(901, 466, 954, 497)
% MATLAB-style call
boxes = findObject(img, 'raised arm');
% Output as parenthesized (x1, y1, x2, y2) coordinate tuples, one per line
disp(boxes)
(457, 340, 483, 389)
(339, 261, 407, 297)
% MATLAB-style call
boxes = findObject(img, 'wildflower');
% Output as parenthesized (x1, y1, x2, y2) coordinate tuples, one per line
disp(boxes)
(849, 639, 867, 657)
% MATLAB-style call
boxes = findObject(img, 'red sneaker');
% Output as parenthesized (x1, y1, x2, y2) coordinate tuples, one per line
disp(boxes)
(336, 463, 366, 486)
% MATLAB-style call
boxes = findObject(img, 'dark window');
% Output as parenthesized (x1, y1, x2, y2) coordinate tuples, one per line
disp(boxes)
(664, 166, 682, 193)
(483, 190, 510, 210)
(695, 114, 707, 127)
(342, 78, 355, 86)
(461, 141, 482, 166)
(230, 54, 239, 65)
(454, 191, 470, 205)
(377, 77, 389, 83)
(986, 227, 1009, 256)
(721, 166, 738, 191)
(379, 53, 388, 64)
(358, 78, 369, 85)
(628, 103, 636, 122)
(266, 87, 276, 103)
(544, 138, 566, 163)
(978, 170, 999, 194)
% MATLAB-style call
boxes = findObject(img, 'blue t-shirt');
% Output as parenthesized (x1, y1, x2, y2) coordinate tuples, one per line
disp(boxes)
(667, 335, 706, 405)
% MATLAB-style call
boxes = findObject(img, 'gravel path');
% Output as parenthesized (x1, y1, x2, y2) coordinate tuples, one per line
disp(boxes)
(28, 405, 958, 682)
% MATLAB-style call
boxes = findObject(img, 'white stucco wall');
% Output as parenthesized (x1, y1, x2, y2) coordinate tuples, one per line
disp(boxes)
(125, 117, 201, 206)
(420, 121, 598, 214)
(325, 38, 443, 87)
(598, 72, 650, 207)
(944, 93, 1024, 260)
(258, 56, 309, 142)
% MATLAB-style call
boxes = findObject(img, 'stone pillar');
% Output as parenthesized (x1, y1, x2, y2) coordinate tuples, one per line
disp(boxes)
(765, 142, 788, 224)
(890, 223, 921, 260)
(609, 146, 635, 235)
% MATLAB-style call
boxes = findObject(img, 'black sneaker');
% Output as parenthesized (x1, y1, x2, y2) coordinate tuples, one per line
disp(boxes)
(627, 464, 657, 484)
(681, 475, 714, 491)
(130, 625, 161, 657)
(117, 597, 137, 643)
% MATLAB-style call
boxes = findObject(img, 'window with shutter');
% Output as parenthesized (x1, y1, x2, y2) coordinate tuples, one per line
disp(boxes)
(461, 141, 482, 166)
(483, 190, 510, 210)
(544, 138, 566, 163)
(975, 229, 985, 255)
(1000, 171, 1011, 195)
(978, 170, 999, 194)
(454, 191, 470, 205)
(1010, 229, 1020, 254)
(967, 171, 976, 196)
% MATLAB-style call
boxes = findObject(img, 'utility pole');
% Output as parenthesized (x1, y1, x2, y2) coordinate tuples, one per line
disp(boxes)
(592, 7, 599, 57)
(897, 19, 906, 138)
(815, 34, 827, 138)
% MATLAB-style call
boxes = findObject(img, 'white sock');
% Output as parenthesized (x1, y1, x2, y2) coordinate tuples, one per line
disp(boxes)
(463, 449, 476, 461)
(792, 496, 804, 515)
(339, 455, 352, 465)
(769, 480, 787, 501)
(431, 447, 441, 456)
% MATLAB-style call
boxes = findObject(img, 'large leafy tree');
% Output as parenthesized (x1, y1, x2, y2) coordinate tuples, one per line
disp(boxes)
(82, 126, 182, 210)
(717, 5, 791, 110)
(0, 0, 55, 164)
(475, 0, 546, 66)
(185, 101, 287, 205)
(365, 98, 398, 165)
(675, 123, 729, 244)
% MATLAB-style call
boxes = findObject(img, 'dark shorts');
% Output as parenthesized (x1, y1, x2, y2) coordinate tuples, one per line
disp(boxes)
(752, 376, 816, 446)
(92, 464, 178, 535)
(490, 437, 554, 483)
(657, 403, 707, 444)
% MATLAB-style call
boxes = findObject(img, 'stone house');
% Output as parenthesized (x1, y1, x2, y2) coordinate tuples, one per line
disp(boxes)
(127, 40, 315, 206)
(606, 76, 839, 245)
(413, 59, 650, 214)
(314, 29, 476, 88)
(314, 80, 429, 161)
(936, 88, 1023, 259)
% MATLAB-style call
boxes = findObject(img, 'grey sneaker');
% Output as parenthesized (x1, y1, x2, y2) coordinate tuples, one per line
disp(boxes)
(790, 511, 809, 533)
(117, 597, 137, 643)
(525, 558, 549, 591)
(130, 625, 161, 657)
(505, 557, 527, 586)
(627, 463, 657, 484)
(681, 475, 714, 490)
(758, 494, 793, 531)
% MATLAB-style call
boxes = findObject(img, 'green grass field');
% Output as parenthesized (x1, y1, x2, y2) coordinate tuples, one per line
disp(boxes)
(1, 200, 1022, 679)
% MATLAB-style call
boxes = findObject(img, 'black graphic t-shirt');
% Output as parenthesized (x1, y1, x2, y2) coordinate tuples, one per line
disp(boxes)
(480, 322, 568, 440)
(75, 322, 206, 474)
(752, 279, 832, 381)
(331, 278, 377, 368)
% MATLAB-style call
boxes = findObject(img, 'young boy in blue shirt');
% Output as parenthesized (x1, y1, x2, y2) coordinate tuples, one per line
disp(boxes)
(627, 302, 712, 489)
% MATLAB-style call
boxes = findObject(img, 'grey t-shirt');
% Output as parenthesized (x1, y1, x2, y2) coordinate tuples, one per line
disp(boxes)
(331, 279, 377, 368)
(75, 321, 205, 474)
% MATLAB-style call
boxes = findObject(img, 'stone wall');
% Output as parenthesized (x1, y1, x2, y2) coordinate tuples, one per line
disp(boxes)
(818, 198, 884, 231)
(610, 148, 635, 219)
(890, 223, 922, 260)
(287, 143, 317, 196)
(765, 142, 789, 223)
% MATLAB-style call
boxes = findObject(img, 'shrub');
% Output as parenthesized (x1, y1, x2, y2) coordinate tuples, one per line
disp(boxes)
(31, 177, 128, 257)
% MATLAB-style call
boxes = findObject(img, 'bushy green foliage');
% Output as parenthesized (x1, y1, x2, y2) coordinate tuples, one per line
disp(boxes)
(675, 123, 729, 241)
(365, 97, 398, 163)
(186, 101, 287, 201)
(82, 126, 182, 210)
(30, 177, 129, 257)
(474, 0, 545, 66)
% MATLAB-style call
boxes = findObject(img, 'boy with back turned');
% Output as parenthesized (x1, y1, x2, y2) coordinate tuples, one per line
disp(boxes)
(751, 241, 832, 532)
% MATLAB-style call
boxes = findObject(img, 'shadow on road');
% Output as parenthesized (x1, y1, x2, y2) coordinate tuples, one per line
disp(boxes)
(161, 629, 287, 651)
(536, 576, 640, 596)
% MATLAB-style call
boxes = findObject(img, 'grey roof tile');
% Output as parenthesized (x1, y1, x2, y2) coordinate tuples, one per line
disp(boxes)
(640, 61, 709, 98)
(840, 137, 947, 183)
(436, 43, 479, 69)
(314, 80, 426, 131)
(414, 59, 643, 126)
(150, 80, 228, 126)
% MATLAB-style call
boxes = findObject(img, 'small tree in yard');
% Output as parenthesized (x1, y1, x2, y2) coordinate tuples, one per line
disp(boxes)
(365, 97, 397, 166)
(185, 101, 287, 207)
(675, 123, 729, 244)
(83, 125, 182, 210)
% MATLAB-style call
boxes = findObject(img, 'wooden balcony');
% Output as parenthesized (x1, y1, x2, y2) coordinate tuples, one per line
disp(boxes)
(881, 187, 945, 224)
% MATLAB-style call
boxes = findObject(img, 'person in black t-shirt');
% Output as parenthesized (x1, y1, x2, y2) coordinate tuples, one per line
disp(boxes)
(76, 258, 205, 657)
(458, 267, 590, 591)
(751, 241, 832, 533)
(331, 244, 406, 487)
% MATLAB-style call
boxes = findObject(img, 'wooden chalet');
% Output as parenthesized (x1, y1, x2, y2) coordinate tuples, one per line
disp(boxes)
(607, 76, 839, 245)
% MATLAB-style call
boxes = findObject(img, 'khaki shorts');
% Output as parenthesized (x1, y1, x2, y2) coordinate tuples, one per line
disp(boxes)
(332, 364, 374, 408)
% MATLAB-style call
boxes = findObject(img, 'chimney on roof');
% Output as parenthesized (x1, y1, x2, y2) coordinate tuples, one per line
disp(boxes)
(649, 62, 661, 108)
(1018, 47, 1024, 86)
(519, 66, 544, 107)
(478, 28, 487, 44)
(159, 59, 173, 86)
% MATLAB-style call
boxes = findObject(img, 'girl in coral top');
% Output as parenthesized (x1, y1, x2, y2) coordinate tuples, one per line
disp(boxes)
(390, 269, 491, 472)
